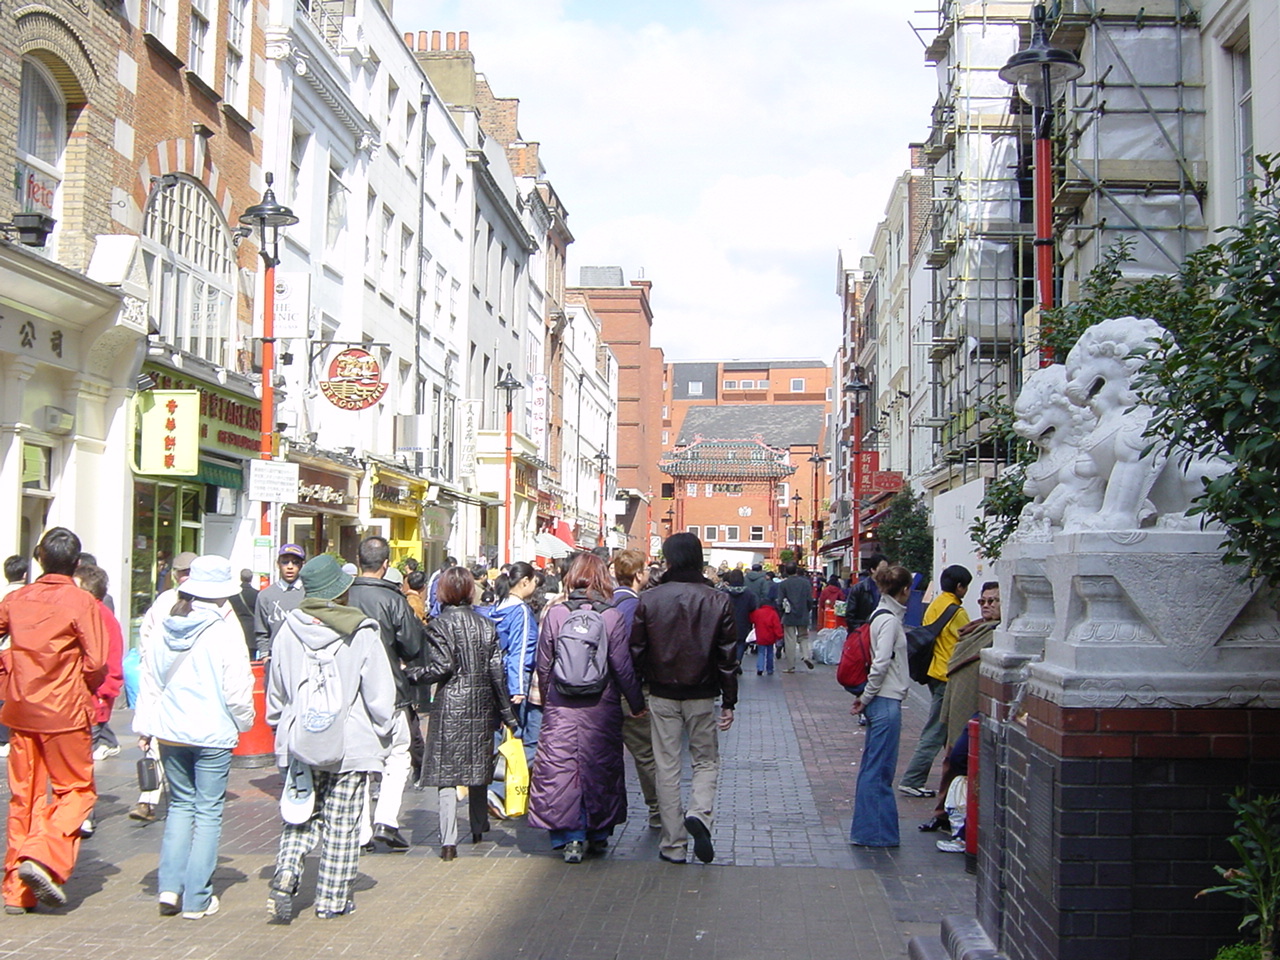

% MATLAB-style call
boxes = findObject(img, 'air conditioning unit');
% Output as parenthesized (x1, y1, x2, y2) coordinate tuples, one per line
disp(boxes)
(39, 406, 75, 436)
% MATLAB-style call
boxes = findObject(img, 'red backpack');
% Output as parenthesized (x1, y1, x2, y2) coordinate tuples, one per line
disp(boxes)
(836, 609, 894, 694)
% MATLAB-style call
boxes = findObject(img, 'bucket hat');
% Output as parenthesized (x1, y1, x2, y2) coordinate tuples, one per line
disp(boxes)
(300, 555, 353, 600)
(181, 556, 240, 600)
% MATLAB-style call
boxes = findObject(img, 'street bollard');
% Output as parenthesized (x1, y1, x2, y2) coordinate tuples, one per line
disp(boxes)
(232, 659, 276, 767)
(965, 715, 980, 874)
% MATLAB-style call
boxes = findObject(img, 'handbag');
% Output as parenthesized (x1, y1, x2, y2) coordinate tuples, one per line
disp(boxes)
(136, 756, 160, 792)
(497, 728, 529, 818)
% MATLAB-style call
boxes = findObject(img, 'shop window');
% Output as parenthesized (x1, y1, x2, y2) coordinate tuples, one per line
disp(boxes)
(16, 58, 67, 225)
(141, 176, 236, 366)
(131, 478, 203, 625)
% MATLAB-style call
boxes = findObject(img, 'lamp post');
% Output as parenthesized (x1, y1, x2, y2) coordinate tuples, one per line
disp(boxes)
(790, 492, 803, 562)
(238, 173, 298, 546)
(807, 450, 830, 575)
(593, 449, 609, 549)
(496, 364, 523, 565)
(778, 507, 789, 567)
(843, 373, 872, 571)
(999, 2, 1084, 363)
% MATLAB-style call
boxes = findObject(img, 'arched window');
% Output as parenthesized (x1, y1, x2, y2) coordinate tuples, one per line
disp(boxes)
(15, 57, 67, 218)
(141, 177, 237, 365)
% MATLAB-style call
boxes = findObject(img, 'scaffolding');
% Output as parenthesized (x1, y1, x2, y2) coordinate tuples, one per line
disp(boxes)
(919, 0, 1204, 486)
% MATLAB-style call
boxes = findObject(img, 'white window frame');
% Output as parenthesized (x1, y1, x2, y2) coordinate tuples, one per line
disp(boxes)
(687, 526, 700, 538)
(750, 526, 765, 542)
(400, 225, 414, 304)
(147, 0, 178, 53)
(379, 205, 394, 288)
(726, 525, 740, 541)
(687, 380, 703, 396)
(141, 176, 236, 367)
(188, 0, 214, 83)
(704, 525, 719, 542)
(16, 58, 67, 225)
(723, 380, 738, 390)
(790, 377, 805, 392)
(325, 166, 347, 250)
(1232, 39, 1255, 214)
(223, 0, 250, 112)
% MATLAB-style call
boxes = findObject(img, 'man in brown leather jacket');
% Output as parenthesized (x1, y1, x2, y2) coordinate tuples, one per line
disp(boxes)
(630, 533, 738, 864)
(0, 527, 108, 912)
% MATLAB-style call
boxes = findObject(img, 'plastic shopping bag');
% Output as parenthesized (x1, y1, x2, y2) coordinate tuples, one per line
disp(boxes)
(498, 728, 529, 817)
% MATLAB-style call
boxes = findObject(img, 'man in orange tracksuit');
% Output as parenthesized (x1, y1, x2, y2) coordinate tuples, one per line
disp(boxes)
(0, 527, 108, 912)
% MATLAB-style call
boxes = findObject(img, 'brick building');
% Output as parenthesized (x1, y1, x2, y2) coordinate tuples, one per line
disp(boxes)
(662, 360, 832, 567)
(569, 268, 665, 557)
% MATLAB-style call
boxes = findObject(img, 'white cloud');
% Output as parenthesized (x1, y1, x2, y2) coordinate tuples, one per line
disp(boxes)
(401, 0, 937, 359)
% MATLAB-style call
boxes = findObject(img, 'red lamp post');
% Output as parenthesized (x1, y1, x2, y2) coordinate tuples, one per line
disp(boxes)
(496, 364, 523, 565)
(999, 3, 1084, 364)
(238, 173, 298, 546)
(844, 372, 871, 571)
(807, 450, 829, 572)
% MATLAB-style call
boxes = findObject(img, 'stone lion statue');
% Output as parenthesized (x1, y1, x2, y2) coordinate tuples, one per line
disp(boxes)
(1011, 364, 1102, 539)
(1062, 317, 1227, 531)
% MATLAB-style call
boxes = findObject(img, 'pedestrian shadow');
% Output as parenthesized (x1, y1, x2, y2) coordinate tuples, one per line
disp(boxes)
(59, 858, 122, 911)
(253, 858, 378, 915)
(136, 856, 250, 897)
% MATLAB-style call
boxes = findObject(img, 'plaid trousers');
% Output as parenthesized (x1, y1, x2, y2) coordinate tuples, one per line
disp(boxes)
(273, 770, 366, 914)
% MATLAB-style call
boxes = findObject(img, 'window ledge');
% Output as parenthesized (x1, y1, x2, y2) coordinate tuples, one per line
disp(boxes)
(186, 70, 222, 104)
(221, 103, 254, 132)
(144, 32, 184, 70)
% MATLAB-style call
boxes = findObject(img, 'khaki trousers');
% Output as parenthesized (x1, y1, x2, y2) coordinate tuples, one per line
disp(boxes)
(621, 711, 658, 818)
(649, 695, 719, 861)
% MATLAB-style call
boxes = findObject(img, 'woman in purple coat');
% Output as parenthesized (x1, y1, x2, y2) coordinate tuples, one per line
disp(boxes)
(528, 553, 645, 863)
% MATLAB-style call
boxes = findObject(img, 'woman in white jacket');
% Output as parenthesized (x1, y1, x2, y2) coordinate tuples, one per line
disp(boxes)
(133, 556, 254, 920)
(849, 564, 914, 847)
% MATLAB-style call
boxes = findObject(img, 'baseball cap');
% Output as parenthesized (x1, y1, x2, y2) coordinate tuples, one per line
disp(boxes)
(278, 543, 306, 561)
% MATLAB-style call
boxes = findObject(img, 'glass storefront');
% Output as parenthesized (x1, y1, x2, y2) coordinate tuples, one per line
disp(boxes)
(130, 477, 203, 627)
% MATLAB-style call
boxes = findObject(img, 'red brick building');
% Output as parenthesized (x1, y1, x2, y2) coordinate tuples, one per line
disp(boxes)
(661, 360, 833, 567)
(569, 269, 666, 557)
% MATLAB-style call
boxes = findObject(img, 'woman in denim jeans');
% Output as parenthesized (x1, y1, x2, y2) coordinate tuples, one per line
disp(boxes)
(133, 557, 255, 919)
(849, 565, 913, 847)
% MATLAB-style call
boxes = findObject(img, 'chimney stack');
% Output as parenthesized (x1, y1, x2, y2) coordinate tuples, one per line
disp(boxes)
(459, 31, 469, 50)
(446, 32, 456, 51)
(431, 30, 441, 51)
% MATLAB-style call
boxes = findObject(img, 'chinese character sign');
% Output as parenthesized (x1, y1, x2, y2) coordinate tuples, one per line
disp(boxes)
(529, 374, 548, 460)
(138, 390, 200, 476)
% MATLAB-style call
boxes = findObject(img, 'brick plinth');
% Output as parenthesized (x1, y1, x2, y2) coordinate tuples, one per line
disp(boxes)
(975, 691, 1280, 960)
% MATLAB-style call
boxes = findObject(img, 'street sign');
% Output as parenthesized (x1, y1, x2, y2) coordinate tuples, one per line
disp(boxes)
(248, 459, 300, 504)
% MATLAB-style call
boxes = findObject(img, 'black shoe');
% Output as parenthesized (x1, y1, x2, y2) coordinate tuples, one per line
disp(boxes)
(918, 815, 951, 833)
(684, 816, 714, 864)
(373, 823, 409, 851)
(757, 671, 763, 676)
(440, 845, 457, 861)
(471, 831, 485, 844)
(266, 876, 295, 924)
(586, 839, 608, 855)
(17, 861, 65, 907)
(315, 899, 355, 920)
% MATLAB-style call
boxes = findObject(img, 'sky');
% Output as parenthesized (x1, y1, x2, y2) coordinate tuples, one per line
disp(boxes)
(400, 0, 938, 362)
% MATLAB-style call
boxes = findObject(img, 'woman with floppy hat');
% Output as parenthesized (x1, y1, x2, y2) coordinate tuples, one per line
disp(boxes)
(133, 556, 255, 919)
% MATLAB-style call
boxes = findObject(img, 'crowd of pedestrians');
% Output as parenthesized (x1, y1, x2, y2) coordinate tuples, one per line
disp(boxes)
(0, 525, 994, 924)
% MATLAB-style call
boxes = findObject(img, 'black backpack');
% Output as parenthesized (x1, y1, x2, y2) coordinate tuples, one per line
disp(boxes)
(905, 604, 960, 685)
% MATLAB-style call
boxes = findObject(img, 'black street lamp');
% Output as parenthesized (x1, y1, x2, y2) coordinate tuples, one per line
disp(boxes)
(237, 172, 298, 551)
(999, 3, 1084, 358)
(496, 364, 523, 564)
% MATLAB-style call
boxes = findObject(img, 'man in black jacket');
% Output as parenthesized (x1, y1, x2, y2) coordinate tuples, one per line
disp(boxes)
(630, 533, 738, 865)
(347, 536, 423, 851)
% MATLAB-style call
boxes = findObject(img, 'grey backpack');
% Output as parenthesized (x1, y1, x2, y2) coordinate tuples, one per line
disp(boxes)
(289, 640, 348, 767)
(551, 601, 610, 697)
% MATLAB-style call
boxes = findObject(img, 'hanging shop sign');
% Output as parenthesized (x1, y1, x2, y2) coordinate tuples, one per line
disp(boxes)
(529, 374, 548, 459)
(145, 366, 261, 457)
(319, 347, 387, 411)
(138, 390, 200, 476)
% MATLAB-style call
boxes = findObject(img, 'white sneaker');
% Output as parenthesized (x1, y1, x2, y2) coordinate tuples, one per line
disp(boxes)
(92, 744, 121, 761)
(936, 838, 966, 853)
(183, 895, 220, 919)
(0, 743, 9, 758)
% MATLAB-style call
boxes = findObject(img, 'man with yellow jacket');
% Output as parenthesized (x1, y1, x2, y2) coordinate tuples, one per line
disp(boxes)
(897, 565, 972, 798)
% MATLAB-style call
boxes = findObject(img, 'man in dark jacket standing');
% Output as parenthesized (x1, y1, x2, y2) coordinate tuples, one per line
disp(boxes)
(347, 537, 423, 852)
(630, 533, 738, 865)
(777, 562, 815, 672)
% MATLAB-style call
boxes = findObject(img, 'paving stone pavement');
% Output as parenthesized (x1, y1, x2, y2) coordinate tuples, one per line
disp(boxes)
(0, 632, 972, 958)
